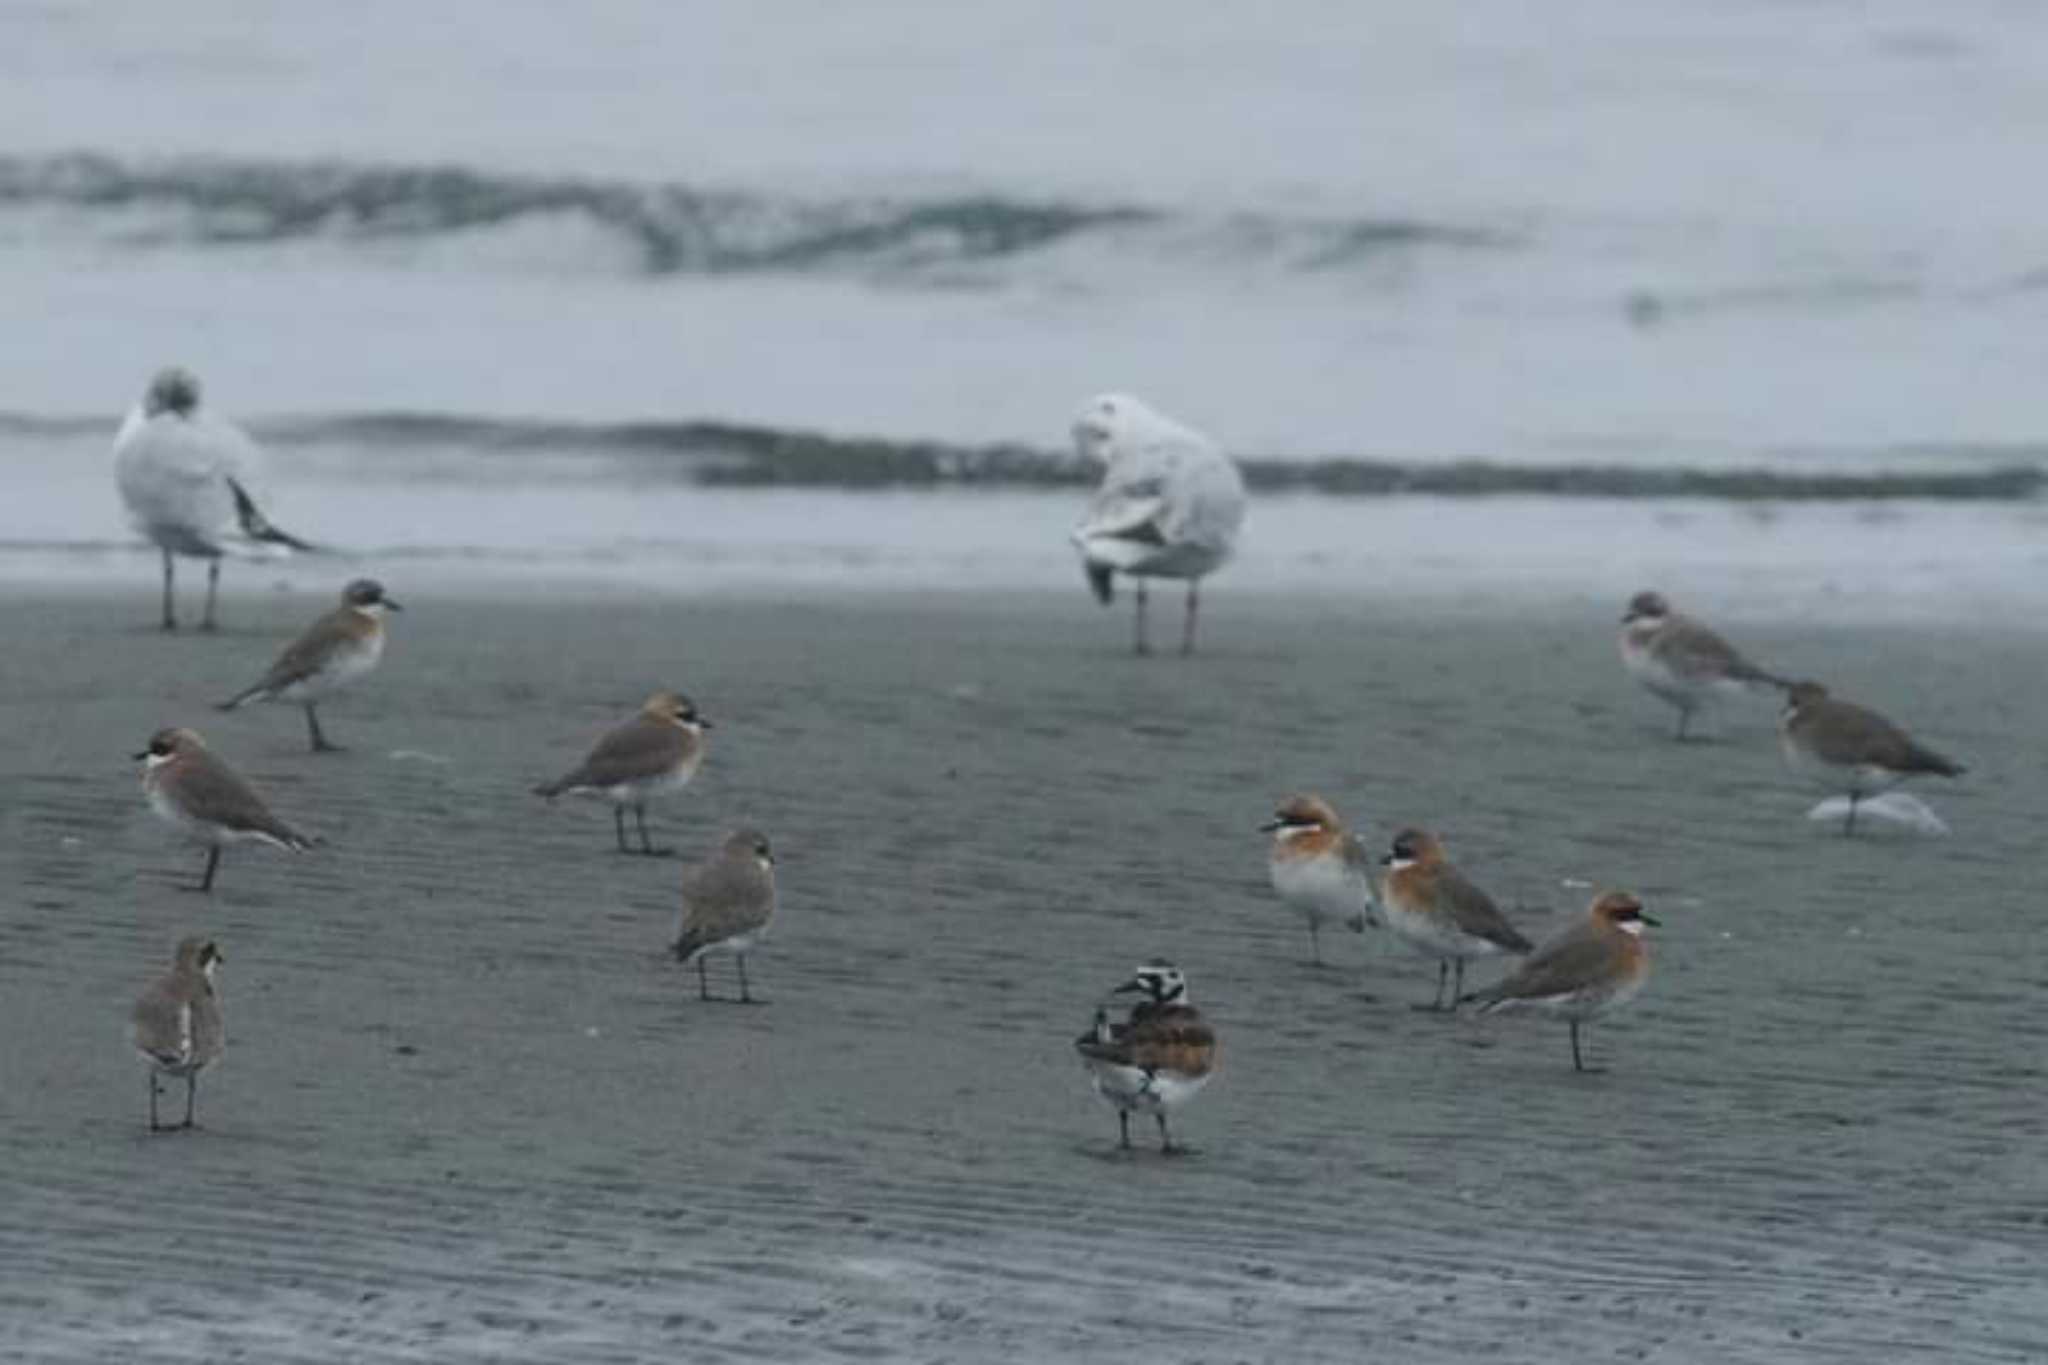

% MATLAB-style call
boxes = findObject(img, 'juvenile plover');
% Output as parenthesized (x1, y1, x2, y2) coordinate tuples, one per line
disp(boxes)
(1779, 680, 1965, 834)
(1618, 591, 1785, 740)
(131, 936, 225, 1131)
(217, 578, 401, 752)
(672, 828, 777, 1002)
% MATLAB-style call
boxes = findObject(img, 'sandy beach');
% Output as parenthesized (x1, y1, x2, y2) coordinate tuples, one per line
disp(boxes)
(2, 583, 2042, 1362)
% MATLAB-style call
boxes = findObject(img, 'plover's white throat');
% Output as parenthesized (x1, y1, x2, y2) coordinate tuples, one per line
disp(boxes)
(1262, 794, 1378, 965)
(1461, 892, 1658, 1073)
(130, 936, 225, 1131)
(135, 727, 316, 892)
(534, 690, 711, 855)
(113, 367, 315, 632)
(1778, 680, 1965, 835)
(1618, 591, 1786, 741)
(672, 828, 777, 1003)
(217, 578, 402, 752)
(1073, 961, 1217, 1153)
(1068, 393, 1246, 656)
(1378, 827, 1533, 1011)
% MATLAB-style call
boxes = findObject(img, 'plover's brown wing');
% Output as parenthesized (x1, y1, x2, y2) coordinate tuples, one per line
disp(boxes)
(1440, 868, 1534, 952)
(1658, 616, 1783, 687)
(167, 751, 315, 848)
(1465, 925, 1617, 1009)
(539, 714, 687, 795)
(221, 607, 359, 706)
(1806, 700, 1966, 776)
(131, 980, 193, 1065)
(673, 856, 772, 959)
(1077, 1004, 1216, 1078)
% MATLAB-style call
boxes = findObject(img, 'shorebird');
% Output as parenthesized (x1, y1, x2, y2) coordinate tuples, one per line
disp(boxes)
(131, 936, 225, 1131)
(1074, 961, 1217, 1154)
(672, 828, 777, 1002)
(135, 727, 316, 891)
(1779, 680, 1966, 835)
(1069, 393, 1246, 656)
(1262, 795, 1377, 965)
(1462, 891, 1658, 1073)
(533, 690, 711, 855)
(113, 366, 315, 632)
(217, 578, 402, 752)
(1379, 827, 1533, 1011)
(1618, 591, 1785, 740)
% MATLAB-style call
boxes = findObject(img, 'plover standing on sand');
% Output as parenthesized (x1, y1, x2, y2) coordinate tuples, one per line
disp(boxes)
(1262, 795, 1377, 965)
(672, 828, 777, 1002)
(533, 690, 711, 855)
(1779, 681, 1965, 835)
(217, 579, 402, 752)
(131, 936, 225, 1131)
(1379, 827, 1533, 1011)
(1618, 591, 1785, 740)
(1462, 892, 1658, 1073)
(135, 728, 316, 892)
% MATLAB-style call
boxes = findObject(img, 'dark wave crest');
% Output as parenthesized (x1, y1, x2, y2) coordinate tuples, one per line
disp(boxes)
(7, 407, 2035, 499)
(0, 152, 1503, 278)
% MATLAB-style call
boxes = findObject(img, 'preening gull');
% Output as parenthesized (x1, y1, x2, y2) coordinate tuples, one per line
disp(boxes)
(1068, 393, 1245, 655)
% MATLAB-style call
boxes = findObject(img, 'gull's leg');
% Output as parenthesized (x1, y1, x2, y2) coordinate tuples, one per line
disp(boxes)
(1181, 580, 1199, 656)
(1133, 581, 1150, 656)
(160, 550, 177, 631)
(200, 558, 220, 632)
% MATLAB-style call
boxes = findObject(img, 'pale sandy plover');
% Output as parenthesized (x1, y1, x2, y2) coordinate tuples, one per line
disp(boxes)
(131, 935, 225, 1131)
(217, 578, 401, 752)
(135, 727, 316, 892)
(672, 828, 777, 1003)
(534, 690, 711, 855)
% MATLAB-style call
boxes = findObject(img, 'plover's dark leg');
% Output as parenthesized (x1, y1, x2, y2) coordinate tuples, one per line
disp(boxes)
(633, 804, 672, 856)
(160, 550, 178, 631)
(1180, 580, 1199, 656)
(1308, 919, 1323, 966)
(1156, 1112, 1178, 1154)
(200, 558, 220, 632)
(148, 1073, 161, 1131)
(1133, 580, 1150, 655)
(306, 704, 342, 753)
(183, 1072, 199, 1128)
(196, 845, 221, 893)
(1453, 958, 1467, 1003)
(737, 955, 753, 1003)
(1415, 959, 1449, 1011)
(1844, 793, 1860, 837)
(1675, 708, 1691, 741)
(614, 806, 631, 854)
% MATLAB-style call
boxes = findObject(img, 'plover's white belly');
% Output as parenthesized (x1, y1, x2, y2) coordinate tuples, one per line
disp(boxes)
(603, 750, 701, 806)
(1087, 1061, 1210, 1114)
(1384, 899, 1497, 960)
(1781, 734, 1899, 796)
(145, 781, 213, 844)
(1270, 855, 1372, 928)
(277, 634, 383, 702)
(1621, 636, 1704, 709)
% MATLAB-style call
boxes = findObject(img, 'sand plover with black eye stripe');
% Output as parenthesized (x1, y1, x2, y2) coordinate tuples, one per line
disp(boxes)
(1379, 827, 1532, 1011)
(1618, 591, 1786, 740)
(673, 828, 777, 1002)
(1778, 681, 1965, 835)
(1069, 394, 1246, 656)
(131, 936, 225, 1131)
(1074, 961, 1217, 1154)
(113, 367, 316, 632)
(217, 578, 401, 752)
(135, 727, 316, 892)
(1462, 891, 1658, 1073)
(1262, 795, 1377, 965)
(534, 690, 711, 855)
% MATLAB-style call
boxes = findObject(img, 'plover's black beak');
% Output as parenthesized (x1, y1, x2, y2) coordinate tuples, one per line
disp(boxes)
(384, 598, 405, 612)
(697, 718, 714, 730)
(1639, 913, 1663, 928)
(1258, 818, 1286, 832)
(1111, 980, 1145, 995)
(1378, 852, 1395, 866)
(130, 749, 150, 760)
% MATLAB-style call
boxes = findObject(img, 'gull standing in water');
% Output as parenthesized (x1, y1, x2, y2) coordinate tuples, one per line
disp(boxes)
(113, 367, 315, 631)
(1069, 394, 1246, 655)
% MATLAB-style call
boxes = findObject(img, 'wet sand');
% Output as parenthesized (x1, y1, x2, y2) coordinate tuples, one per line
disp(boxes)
(2, 584, 2043, 1362)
